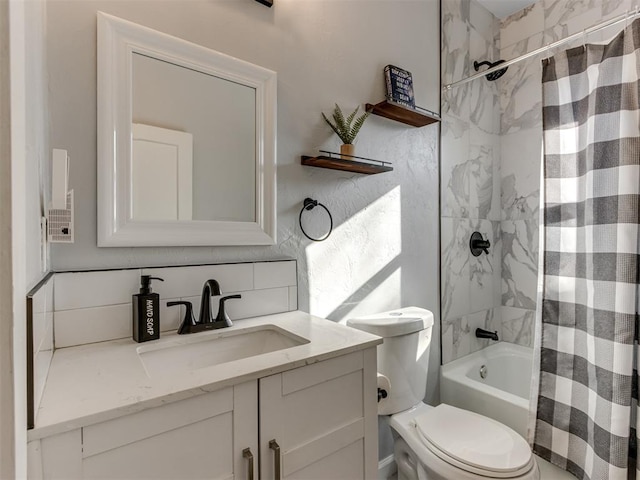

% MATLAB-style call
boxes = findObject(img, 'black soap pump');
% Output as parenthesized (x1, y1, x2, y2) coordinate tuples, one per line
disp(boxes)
(133, 275, 164, 343)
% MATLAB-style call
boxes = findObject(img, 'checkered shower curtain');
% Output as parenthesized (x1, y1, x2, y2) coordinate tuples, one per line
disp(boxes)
(532, 19, 640, 480)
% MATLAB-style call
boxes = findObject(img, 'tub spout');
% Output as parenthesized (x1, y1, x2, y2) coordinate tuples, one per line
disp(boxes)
(475, 328, 499, 341)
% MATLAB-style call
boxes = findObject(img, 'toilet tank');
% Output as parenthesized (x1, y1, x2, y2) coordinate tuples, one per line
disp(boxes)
(347, 307, 434, 415)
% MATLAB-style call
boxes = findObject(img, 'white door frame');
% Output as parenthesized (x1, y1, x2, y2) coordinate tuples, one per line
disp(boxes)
(1, 0, 29, 478)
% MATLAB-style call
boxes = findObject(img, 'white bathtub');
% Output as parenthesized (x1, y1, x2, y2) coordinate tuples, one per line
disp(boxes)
(440, 342, 533, 439)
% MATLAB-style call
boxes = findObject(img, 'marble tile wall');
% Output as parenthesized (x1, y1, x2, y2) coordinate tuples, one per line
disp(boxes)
(28, 275, 54, 425)
(441, 0, 502, 363)
(441, 0, 632, 363)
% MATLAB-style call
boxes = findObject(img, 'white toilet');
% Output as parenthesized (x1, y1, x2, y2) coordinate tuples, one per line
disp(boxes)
(347, 307, 539, 480)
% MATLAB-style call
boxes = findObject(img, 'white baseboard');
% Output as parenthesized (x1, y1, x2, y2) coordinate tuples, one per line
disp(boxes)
(378, 454, 397, 480)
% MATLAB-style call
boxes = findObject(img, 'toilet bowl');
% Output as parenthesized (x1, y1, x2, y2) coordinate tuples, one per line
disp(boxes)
(347, 307, 539, 480)
(390, 403, 538, 480)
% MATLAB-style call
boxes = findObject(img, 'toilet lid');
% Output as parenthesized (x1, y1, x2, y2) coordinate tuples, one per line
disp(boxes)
(414, 404, 532, 476)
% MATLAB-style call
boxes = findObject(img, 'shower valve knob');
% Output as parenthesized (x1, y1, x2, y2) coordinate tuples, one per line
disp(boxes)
(470, 231, 491, 256)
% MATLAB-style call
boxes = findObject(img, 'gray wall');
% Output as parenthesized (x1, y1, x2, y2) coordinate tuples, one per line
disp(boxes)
(47, 0, 441, 460)
(7, 1, 50, 475)
(26, 0, 50, 287)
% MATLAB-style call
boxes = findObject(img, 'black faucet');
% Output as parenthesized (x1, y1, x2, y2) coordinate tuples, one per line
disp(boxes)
(215, 295, 242, 328)
(167, 279, 241, 334)
(199, 279, 222, 325)
(166, 300, 197, 334)
(475, 328, 499, 341)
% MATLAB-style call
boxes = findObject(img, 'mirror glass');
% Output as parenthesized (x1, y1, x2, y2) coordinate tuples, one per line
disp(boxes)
(97, 13, 276, 247)
(131, 53, 256, 222)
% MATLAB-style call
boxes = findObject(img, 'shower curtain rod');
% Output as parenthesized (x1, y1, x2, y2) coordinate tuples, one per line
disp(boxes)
(443, 7, 640, 91)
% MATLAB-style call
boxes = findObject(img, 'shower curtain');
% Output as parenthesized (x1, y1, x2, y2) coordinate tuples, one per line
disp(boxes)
(532, 19, 640, 480)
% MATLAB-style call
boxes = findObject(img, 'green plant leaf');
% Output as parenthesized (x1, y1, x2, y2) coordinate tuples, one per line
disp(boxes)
(322, 112, 344, 140)
(321, 104, 369, 144)
(345, 106, 359, 129)
(348, 112, 370, 143)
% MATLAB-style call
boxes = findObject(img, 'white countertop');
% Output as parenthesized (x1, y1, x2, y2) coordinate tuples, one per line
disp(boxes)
(30, 311, 382, 440)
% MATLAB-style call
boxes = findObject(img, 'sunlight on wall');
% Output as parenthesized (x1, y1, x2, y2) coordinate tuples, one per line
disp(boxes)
(306, 187, 402, 320)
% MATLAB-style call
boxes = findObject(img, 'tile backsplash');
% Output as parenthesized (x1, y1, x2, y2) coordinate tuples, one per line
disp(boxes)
(53, 260, 298, 348)
(27, 260, 297, 428)
(28, 274, 54, 427)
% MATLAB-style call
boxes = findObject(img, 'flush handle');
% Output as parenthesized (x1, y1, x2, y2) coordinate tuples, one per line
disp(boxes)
(269, 439, 281, 480)
(242, 448, 254, 480)
(378, 388, 388, 402)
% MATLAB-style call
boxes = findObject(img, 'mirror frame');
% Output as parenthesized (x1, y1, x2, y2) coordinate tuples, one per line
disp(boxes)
(97, 12, 277, 247)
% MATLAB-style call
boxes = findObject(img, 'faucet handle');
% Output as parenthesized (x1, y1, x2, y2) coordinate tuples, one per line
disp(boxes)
(167, 301, 196, 334)
(215, 294, 242, 327)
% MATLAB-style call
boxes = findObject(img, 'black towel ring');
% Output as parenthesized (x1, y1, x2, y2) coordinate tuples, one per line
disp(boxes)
(299, 198, 333, 242)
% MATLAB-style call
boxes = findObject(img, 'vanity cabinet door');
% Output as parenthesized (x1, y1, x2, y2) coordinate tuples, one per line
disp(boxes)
(259, 349, 378, 480)
(80, 382, 257, 479)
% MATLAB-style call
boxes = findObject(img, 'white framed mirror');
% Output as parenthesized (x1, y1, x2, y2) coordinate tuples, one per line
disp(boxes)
(97, 12, 277, 247)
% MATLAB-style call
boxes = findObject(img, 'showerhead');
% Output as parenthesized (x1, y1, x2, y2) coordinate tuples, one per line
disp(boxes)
(474, 59, 508, 81)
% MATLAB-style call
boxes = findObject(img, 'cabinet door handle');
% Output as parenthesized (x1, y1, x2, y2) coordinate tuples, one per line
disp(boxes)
(242, 448, 254, 480)
(269, 439, 281, 480)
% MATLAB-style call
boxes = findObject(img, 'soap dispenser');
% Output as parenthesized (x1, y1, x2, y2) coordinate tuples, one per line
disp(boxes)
(133, 275, 164, 343)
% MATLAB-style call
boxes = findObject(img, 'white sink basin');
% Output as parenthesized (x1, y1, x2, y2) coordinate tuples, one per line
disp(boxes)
(137, 324, 309, 378)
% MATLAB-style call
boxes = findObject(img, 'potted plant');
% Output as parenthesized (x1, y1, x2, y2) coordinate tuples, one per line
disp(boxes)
(322, 104, 369, 159)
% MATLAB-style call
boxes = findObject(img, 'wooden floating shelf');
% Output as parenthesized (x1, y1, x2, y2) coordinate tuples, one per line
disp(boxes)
(366, 100, 440, 127)
(301, 155, 393, 175)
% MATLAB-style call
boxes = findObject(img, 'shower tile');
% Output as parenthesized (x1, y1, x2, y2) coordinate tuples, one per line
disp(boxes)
(468, 140, 496, 220)
(602, 0, 634, 20)
(487, 307, 502, 337)
(491, 221, 503, 308)
(490, 135, 501, 220)
(500, 2, 544, 49)
(441, 218, 471, 322)
(469, 23, 498, 125)
(501, 174, 540, 222)
(468, 308, 502, 353)
(543, 7, 604, 47)
(501, 127, 541, 220)
(469, 219, 498, 312)
(441, 115, 470, 218)
(442, 0, 471, 24)
(441, 314, 471, 364)
(442, 0, 471, 86)
(543, 0, 600, 32)
(499, 32, 544, 66)
(442, 308, 501, 364)
(468, 59, 499, 135)
(469, 126, 500, 220)
(501, 306, 535, 347)
(469, 0, 496, 44)
(442, 81, 471, 121)
(501, 220, 538, 310)
(500, 36, 543, 135)
(493, 17, 501, 51)
(597, 22, 628, 44)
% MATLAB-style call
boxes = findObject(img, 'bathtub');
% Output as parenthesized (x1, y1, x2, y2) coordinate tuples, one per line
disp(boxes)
(440, 342, 533, 439)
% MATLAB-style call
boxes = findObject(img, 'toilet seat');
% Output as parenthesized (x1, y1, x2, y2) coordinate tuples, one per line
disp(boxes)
(413, 404, 534, 478)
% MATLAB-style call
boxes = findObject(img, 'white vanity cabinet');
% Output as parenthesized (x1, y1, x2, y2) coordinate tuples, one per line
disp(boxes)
(260, 350, 377, 479)
(32, 382, 257, 480)
(30, 348, 377, 480)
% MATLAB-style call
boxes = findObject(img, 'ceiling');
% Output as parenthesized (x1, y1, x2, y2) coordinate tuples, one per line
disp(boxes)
(476, 0, 538, 19)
